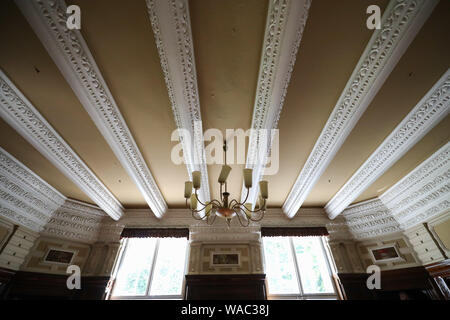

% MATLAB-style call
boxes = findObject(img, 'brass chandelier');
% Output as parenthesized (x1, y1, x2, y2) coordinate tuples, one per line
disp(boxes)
(184, 141, 268, 227)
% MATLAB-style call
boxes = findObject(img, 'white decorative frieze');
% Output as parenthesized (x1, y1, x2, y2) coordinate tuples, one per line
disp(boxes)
(41, 199, 106, 243)
(120, 208, 193, 227)
(381, 142, 450, 228)
(0, 207, 41, 232)
(96, 208, 334, 243)
(341, 198, 402, 240)
(0, 147, 66, 231)
(402, 200, 449, 229)
(261, 208, 330, 227)
(325, 217, 354, 241)
(0, 146, 116, 243)
(326, 70, 450, 219)
(331, 142, 450, 240)
(0, 69, 124, 220)
(15, 0, 167, 218)
(283, 0, 439, 218)
(146, 0, 210, 204)
(0, 147, 111, 242)
(0, 147, 66, 210)
(189, 226, 261, 242)
(243, 0, 311, 205)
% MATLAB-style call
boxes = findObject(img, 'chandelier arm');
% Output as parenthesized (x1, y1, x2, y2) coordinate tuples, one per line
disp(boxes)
(186, 197, 209, 213)
(238, 187, 250, 206)
(206, 213, 217, 225)
(228, 199, 238, 208)
(234, 204, 265, 222)
(235, 208, 250, 227)
(248, 210, 265, 222)
(209, 199, 222, 207)
(190, 202, 209, 214)
(235, 201, 266, 213)
(194, 189, 208, 207)
(191, 210, 207, 220)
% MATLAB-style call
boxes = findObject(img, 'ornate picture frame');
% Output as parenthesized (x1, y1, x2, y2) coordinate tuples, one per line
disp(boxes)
(368, 243, 404, 263)
(209, 251, 241, 267)
(43, 247, 76, 265)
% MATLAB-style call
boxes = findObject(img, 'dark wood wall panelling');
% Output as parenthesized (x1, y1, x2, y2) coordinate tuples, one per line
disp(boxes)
(0, 267, 16, 298)
(2, 260, 449, 300)
(0, 267, 109, 300)
(425, 259, 450, 300)
(338, 264, 450, 300)
(185, 274, 266, 300)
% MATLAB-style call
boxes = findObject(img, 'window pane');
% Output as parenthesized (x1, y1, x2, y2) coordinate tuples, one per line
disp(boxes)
(263, 237, 300, 294)
(112, 238, 157, 296)
(149, 238, 187, 296)
(292, 237, 334, 294)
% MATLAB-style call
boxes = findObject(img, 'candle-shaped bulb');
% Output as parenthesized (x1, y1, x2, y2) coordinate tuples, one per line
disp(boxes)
(192, 171, 201, 189)
(184, 181, 193, 198)
(243, 168, 253, 188)
(218, 165, 232, 184)
(190, 194, 197, 210)
(259, 180, 268, 199)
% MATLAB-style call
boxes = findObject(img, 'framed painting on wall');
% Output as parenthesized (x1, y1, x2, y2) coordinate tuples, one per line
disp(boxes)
(210, 252, 241, 267)
(44, 248, 76, 265)
(368, 243, 404, 263)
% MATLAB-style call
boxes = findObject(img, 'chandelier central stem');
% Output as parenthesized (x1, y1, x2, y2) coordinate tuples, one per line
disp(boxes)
(184, 139, 268, 227)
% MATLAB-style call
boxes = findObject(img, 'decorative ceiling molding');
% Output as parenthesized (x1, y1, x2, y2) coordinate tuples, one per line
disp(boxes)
(15, 0, 167, 218)
(0, 146, 111, 243)
(0, 146, 66, 231)
(96, 207, 331, 242)
(41, 199, 105, 243)
(381, 142, 449, 210)
(97, 208, 195, 242)
(341, 198, 402, 240)
(0, 207, 41, 232)
(0, 147, 66, 210)
(260, 207, 330, 227)
(330, 143, 450, 240)
(146, 0, 210, 204)
(0, 69, 124, 220)
(190, 226, 261, 243)
(381, 142, 450, 229)
(325, 69, 450, 219)
(325, 216, 354, 241)
(402, 201, 449, 230)
(60, 198, 106, 217)
(120, 208, 197, 228)
(243, 0, 311, 205)
(283, 0, 439, 218)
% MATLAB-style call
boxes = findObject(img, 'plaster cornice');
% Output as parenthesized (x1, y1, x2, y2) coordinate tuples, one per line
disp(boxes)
(41, 199, 105, 243)
(326, 69, 450, 219)
(0, 147, 65, 231)
(0, 147, 112, 242)
(243, 0, 311, 205)
(146, 0, 210, 204)
(0, 69, 123, 220)
(15, 0, 167, 218)
(283, 0, 439, 218)
(381, 142, 449, 214)
(332, 143, 450, 240)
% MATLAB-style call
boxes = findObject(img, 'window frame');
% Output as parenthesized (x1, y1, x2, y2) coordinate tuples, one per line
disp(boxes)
(108, 237, 189, 300)
(263, 236, 338, 300)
